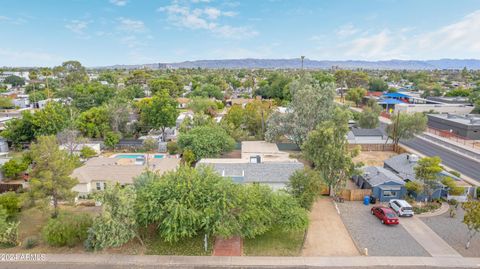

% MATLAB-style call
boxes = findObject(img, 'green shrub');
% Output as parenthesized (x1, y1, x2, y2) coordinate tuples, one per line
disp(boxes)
(0, 192, 21, 219)
(1, 158, 28, 180)
(0, 206, 18, 247)
(142, 138, 158, 152)
(167, 141, 178, 155)
(23, 236, 38, 249)
(80, 146, 97, 159)
(42, 212, 93, 247)
(405, 181, 423, 194)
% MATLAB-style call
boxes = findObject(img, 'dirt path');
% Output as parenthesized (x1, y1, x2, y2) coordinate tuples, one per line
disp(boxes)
(302, 199, 359, 256)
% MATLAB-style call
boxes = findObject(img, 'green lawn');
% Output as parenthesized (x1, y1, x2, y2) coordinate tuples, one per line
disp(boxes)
(145, 233, 214, 256)
(243, 229, 305, 256)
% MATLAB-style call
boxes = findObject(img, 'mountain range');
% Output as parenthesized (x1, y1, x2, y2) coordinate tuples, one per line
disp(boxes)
(100, 58, 480, 70)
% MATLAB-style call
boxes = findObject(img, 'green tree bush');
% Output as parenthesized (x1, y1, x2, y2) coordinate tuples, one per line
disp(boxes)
(0, 192, 21, 219)
(177, 125, 235, 161)
(42, 212, 92, 247)
(80, 146, 97, 159)
(287, 169, 324, 210)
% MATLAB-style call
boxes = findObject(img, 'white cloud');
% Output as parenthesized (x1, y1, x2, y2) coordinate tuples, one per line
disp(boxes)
(335, 24, 359, 37)
(419, 10, 480, 55)
(0, 48, 62, 66)
(117, 17, 146, 33)
(109, 0, 127, 6)
(158, 3, 257, 39)
(65, 20, 91, 38)
(0, 15, 28, 25)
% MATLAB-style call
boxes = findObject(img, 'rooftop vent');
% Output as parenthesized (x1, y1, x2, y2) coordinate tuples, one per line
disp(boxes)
(407, 154, 419, 163)
(250, 155, 261, 164)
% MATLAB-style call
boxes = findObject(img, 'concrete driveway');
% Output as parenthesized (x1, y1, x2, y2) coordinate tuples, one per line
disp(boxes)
(302, 198, 359, 256)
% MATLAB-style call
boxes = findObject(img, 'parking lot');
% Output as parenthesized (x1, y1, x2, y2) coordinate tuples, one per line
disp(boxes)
(337, 201, 430, 256)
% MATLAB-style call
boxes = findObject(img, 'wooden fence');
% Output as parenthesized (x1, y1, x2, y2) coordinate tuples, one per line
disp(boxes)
(340, 189, 372, 201)
(0, 183, 23, 194)
(349, 144, 394, 151)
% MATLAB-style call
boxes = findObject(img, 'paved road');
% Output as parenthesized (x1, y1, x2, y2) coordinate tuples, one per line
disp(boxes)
(400, 217, 461, 257)
(401, 138, 480, 183)
(2, 255, 480, 269)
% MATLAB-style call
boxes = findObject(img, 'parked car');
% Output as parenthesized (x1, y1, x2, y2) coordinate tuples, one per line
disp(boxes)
(389, 199, 414, 217)
(371, 206, 399, 225)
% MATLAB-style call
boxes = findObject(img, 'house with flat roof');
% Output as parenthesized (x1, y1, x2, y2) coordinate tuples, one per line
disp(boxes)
(197, 141, 303, 190)
(427, 114, 480, 140)
(71, 156, 180, 197)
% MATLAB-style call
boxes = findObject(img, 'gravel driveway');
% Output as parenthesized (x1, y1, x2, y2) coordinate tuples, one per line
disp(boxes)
(421, 207, 480, 257)
(337, 201, 429, 256)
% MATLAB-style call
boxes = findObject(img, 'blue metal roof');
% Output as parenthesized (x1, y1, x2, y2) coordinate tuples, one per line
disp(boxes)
(378, 98, 404, 105)
(383, 92, 410, 98)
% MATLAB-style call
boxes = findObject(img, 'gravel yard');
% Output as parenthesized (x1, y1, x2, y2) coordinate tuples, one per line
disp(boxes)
(337, 201, 430, 256)
(421, 207, 480, 257)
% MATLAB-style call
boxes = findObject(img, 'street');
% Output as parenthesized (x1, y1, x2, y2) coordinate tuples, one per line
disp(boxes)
(401, 138, 480, 183)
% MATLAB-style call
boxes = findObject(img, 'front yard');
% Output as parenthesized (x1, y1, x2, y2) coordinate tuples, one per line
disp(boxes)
(353, 151, 397, 166)
(243, 229, 305, 256)
(421, 207, 480, 257)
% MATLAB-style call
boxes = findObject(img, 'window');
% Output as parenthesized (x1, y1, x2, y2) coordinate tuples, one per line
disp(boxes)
(383, 190, 397, 197)
(96, 182, 101, 190)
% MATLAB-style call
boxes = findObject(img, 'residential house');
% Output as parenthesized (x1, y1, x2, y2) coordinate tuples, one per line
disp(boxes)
(383, 153, 472, 201)
(197, 141, 304, 190)
(177, 97, 190, 109)
(71, 156, 180, 197)
(347, 127, 392, 150)
(353, 166, 406, 202)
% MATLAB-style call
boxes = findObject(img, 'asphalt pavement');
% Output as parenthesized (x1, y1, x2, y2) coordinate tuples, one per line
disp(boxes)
(401, 138, 480, 183)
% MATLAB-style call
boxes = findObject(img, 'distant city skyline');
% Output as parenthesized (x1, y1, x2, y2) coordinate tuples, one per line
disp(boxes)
(1, 0, 480, 67)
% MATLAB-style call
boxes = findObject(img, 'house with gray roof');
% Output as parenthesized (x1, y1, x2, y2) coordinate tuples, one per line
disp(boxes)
(353, 166, 406, 202)
(347, 127, 392, 150)
(383, 153, 471, 201)
(197, 141, 304, 190)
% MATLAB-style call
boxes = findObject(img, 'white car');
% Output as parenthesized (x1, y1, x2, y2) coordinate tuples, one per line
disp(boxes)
(388, 199, 414, 217)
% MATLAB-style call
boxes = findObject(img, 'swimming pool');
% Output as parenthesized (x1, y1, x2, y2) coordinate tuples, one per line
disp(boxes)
(114, 154, 145, 159)
(153, 154, 165, 159)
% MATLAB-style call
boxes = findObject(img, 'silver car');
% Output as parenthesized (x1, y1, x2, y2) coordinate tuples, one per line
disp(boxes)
(388, 199, 414, 217)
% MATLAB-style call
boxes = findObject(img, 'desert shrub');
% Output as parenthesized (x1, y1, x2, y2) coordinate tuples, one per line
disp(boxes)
(0, 206, 18, 247)
(80, 146, 97, 159)
(23, 236, 38, 249)
(143, 138, 158, 152)
(42, 212, 93, 247)
(0, 192, 21, 219)
(167, 141, 178, 155)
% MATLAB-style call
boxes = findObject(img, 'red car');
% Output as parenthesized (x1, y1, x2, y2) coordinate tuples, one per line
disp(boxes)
(371, 206, 399, 225)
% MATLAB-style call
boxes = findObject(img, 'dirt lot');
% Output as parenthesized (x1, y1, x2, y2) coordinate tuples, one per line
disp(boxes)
(353, 151, 397, 166)
(302, 198, 359, 256)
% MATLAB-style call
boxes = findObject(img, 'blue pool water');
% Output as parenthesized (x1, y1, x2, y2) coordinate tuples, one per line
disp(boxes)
(115, 154, 145, 159)
(154, 155, 165, 159)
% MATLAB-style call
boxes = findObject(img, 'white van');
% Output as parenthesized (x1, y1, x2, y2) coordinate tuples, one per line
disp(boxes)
(388, 199, 414, 217)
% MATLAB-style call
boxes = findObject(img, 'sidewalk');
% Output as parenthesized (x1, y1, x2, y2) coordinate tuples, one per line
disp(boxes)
(2, 254, 480, 268)
(421, 132, 480, 159)
(400, 217, 461, 257)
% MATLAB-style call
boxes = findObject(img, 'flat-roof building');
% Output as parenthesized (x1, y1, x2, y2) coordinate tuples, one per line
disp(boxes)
(427, 114, 480, 140)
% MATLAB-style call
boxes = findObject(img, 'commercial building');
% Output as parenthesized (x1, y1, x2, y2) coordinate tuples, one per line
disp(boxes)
(427, 114, 480, 140)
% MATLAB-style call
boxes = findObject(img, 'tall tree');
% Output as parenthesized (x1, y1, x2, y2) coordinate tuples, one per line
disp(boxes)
(61, 61, 88, 86)
(32, 102, 70, 136)
(462, 200, 480, 249)
(29, 136, 78, 218)
(265, 74, 336, 146)
(85, 184, 140, 251)
(138, 90, 179, 141)
(177, 125, 235, 161)
(302, 108, 358, 196)
(386, 112, 427, 149)
(414, 156, 442, 200)
(346, 87, 367, 107)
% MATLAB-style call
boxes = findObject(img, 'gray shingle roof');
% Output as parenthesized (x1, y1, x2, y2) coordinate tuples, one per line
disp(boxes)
(202, 162, 304, 184)
(363, 166, 405, 187)
(383, 153, 417, 181)
(351, 128, 385, 137)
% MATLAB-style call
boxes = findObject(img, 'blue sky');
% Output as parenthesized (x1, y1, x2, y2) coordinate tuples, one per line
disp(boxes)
(1, 0, 480, 67)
